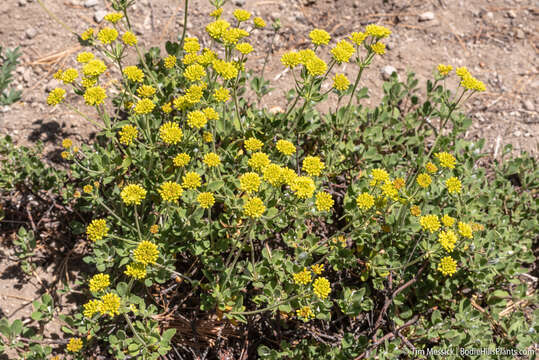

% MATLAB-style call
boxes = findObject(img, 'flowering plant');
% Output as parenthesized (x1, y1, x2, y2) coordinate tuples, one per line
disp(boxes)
(1, 0, 536, 359)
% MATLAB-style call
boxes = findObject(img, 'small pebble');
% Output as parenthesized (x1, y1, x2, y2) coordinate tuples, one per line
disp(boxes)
(381, 65, 398, 81)
(84, 0, 99, 7)
(522, 100, 535, 112)
(515, 29, 525, 39)
(233, 0, 246, 6)
(94, 10, 107, 23)
(18, 0, 26, 6)
(507, 10, 517, 19)
(25, 27, 37, 39)
(419, 12, 435, 22)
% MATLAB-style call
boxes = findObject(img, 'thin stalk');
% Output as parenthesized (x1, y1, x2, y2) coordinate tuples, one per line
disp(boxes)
(133, 206, 143, 242)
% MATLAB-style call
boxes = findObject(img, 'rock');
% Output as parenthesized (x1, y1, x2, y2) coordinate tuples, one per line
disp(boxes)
(84, 0, 98, 7)
(233, 0, 246, 6)
(45, 79, 60, 92)
(94, 10, 107, 23)
(381, 65, 398, 81)
(513, 130, 522, 137)
(22, 69, 32, 83)
(523, 100, 535, 111)
(484, 12, 494, 19)
(16, 66, 25, 75)
(18, 0, 26, 6)
(507, 10, 517, 19)
(515, 29, 525, 39)
(419, 12, 435, 22)
(270, 12, 280, 21)
(25, 27, 37, 39)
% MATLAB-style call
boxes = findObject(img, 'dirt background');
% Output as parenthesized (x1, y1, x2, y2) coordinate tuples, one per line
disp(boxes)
(0, 0, 537, 345)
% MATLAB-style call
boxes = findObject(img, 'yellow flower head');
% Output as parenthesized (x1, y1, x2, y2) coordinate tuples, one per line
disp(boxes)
(133, 98, 155, 115)
(206, 19, 231, 39)
(243, 197, 266, 218)
(356, 193, 374, 210)
(458, 221, 473, 239)
(182, 172, 202, 189)
(331, 40, 355, 63)
(164, 55, 177, 69)
(161, 102, 173, 113)
(426, 162, 438, 173)
(76, 52, 95, 63)
(185, 83, 205, 104)
(83, 59, 107, 77)
(244, 137, 264, 151)
(89, 273, 110, 292)
(240, 172, 261, 193)
(173, 153, 191, 167)
(104, 12, 123, 24)
(83, 86, 106, 106)
(437, 64, 453, 76)
(417, 173, 432, 188)
(461, 73, 486, 92)
(410, 205, 421, 216)
(371, 168, 390, 184)
(296, 306, 315, 321)
(121, 184, 146, 206)
(203, 107, 219, 121)
(445, 177, 462, 194)
(124, 262, 147, 280)
(133, 241, 159, 265)
(311, 264, 325, 275)
(122, 31, 138, 46)
(315, 191, 334, 211)
(159, 122, 183, 145)
(236, 42, 254, 55)
(248, 152, 271, 171)
(60, 68, 78, 84)
(83, 299, 101, 318)
(81, 28, 94, 41)
(305, 56, 328, 76)
(210, 7, 223, 18)
(47, 88, 66, 106)
(183, 38, 200, 53)
(393, 177, 405, 189)
(253, 17, 266, 28)
(371, 42, 386, 55)
(381, 182, 398, 200)
(420, 214, 441, 233)
(333, 73, 351, 91)
(302, 156, 325, 176)
(276, 139, 296, 156)
(233, 9, 251, 22)
(281, 51, 301, 69)
(187, 110, 208, 129)
(281, 167, 298, 186)
(291, 176, 316, 199)
(137, 85, 156, 98)
(197, 192, 215, 209)
(442, 214, 456, 227)
(213, 87, 230, 102)
(98, 293, 121, 317)
(435, 152, 456, 169)
(62, 138, 73, 149)
(309, 29, 331, 46)
(293, 267, 312, 285)
(81, 77, 97, 88)
(203, 132, 213, 142)
(97, 27, 118, 44)
(438, 230, 457, 252)
(313, 277, 331, 299)
(456, 66, 469, 78)
(365, 24, 391, 38)
(86, 219, 109, 242)
(158, 181, 183, 202)
(183, 64, 206, 82)
(263, 164, 284, 187)
(123, 66, 144, 82)
(149, 224, 159, 234)
(67, 338, 83, 352)
(83, 184, 93, 193)
(203, 152, 221, 167)
(350, 31, 367, 45)
(212, 59, 238, 80)
(438, 256, 457, 276)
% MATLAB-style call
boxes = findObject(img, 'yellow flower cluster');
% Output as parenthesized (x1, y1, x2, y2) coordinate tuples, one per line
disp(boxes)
(420, 214, 441, 233)
(86, 219, 109, 242)
(122, 31, 138, 46)
(47, 88, 66, 106)
(240, 172, 261, 193)
(456, 67, 486, 92)
(458, 221, 473, 239)
(426, 162, 438, 173)
(236, 42, 253, 55)
(120, 184, 146, 206)
(438, 256, 457, 276)
(84, 86, 106, 106)
(187, 110, 208, 129)
(133, 241, 159, 265)
(371, 42, 386, 55)
(203, 152, 221, 167)
(99, 293, 121, 317)
(438, 230, 457, 252)
(212, 59, 238, 80)
(213, 87, 230, 102)
(123, 66, 144, 82)
(302, 156, 325, 176)
(315, 191, 334, 211)
(263, 164, 284, 186)
(83, 59, 107, 77)
(333, 73, 350, 91)
(182, 172, 202, 189)
(331, 40, 355, 63)
(133, 98, 155, 114)
(164, 55, 177, 69)
(60, 68, 78, 84)
(97, 27, 118, 44)
(311, 264, 324, 275)
(291, 176, 316, 199)
(158, 181, 183, 202)
(125, 262, 147, 279)
(184, 64, 206, 82)
(89, 273, 110, 292)
(76, 52, 94, 63)
(243, 197, 266, 218)
(276, 140, 296, 156)
(296, 306, 315, 321)
(442, 214, 456, 227)
(350, 31, 367, 45)
(159, 122, 183, 145)
(435, 152, 456, 169)
(244, 137, 263, 151)
(233, 9, 251, 22)
(197, 192, 215, 209)
(356, 192, 374, 210)
(365, 24, 392, 38)
(67, 338, 83, 352)
(173, 153, 191, 167)
(293, 267, 312, 285)
(309, 29, 331, 46)
(437, 64, 453, 76)
(104, 12, 123, 24)
(248, 152, 271, 171)
(417, 173, 432, 188)
(313, 277, 331, 299)
(137, 85, 156, 98)
(446, 177, 462, 194)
